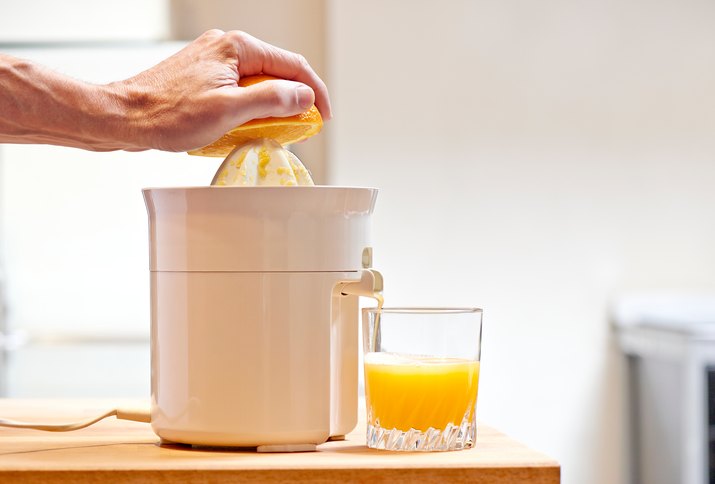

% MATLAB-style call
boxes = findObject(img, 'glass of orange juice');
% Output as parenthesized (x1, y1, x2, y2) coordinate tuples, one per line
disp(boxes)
(362, 307, 482, 451)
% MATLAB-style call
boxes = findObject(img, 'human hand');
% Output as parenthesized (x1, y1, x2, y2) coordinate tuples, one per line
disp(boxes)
(114, 29, 332, 152)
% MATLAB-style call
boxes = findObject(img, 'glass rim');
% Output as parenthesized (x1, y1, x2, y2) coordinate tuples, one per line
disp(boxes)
(363, 307, 482, 315)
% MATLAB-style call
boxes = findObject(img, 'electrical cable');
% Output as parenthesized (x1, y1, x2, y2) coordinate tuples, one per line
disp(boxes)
(0, 406, 151, 432)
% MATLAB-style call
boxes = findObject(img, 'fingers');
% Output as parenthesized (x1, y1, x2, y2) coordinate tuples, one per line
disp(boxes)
(259, 45, 332, 120)
(225, 30, 332, 120)
(219, 79, 317, 127)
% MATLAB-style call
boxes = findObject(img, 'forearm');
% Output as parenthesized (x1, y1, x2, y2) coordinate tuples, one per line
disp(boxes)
(0, 54, 147, 151)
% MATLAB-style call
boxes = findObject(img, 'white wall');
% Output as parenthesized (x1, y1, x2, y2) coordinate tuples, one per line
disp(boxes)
(0, 1, 172, 398)
(0, 44, 216, 397)
(327, 1, 715, 483)
(0, 0, 168, 42)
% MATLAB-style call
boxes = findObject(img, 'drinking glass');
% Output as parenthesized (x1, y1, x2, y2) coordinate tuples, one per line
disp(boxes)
(362, 307, 483, 451)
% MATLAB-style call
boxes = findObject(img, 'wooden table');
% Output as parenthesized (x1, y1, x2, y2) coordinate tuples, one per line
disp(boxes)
(0, 399, 559, 483)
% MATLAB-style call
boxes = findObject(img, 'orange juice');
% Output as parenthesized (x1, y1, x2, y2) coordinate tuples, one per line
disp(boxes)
(364, 352, 480, 432)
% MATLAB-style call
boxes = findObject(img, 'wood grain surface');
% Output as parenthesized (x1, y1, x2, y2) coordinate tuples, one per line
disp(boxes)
(0, 399, 559, 483)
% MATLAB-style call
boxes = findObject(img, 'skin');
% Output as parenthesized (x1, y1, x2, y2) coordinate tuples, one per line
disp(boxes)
(0, 29, 332, 152)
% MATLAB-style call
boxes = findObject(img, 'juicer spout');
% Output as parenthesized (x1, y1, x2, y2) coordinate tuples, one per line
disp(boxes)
(338, 269, 383, 298)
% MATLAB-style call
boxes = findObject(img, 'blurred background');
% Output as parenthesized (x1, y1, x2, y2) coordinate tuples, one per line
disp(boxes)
(1, 1, 715, 483)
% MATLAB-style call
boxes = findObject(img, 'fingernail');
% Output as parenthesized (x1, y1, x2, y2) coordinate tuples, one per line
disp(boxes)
(296, 86, 315, 110)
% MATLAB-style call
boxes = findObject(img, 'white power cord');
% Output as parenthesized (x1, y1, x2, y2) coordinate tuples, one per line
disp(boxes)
(0, 406, 151, 432)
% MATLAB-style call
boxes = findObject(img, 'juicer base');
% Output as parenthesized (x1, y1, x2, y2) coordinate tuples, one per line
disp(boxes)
(257, 443, 317, 453)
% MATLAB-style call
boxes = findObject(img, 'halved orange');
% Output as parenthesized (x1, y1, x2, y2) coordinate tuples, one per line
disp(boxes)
(188, 75, 323, 157)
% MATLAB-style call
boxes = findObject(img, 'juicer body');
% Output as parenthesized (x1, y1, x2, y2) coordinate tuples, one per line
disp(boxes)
(143, 187, 377, 448)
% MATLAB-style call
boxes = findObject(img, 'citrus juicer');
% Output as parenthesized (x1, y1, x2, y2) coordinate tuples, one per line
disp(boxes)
(143, 185, 381, 451)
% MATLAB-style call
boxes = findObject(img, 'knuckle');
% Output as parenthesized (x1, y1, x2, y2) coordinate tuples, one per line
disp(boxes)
(296, 54, 310, 68)
(223, 31, 253, 58)
(263, 84, 291, 109)
(226, 30, 249, 45)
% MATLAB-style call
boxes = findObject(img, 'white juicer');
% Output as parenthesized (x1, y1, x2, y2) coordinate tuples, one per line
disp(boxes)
(143, 186, 381, 451)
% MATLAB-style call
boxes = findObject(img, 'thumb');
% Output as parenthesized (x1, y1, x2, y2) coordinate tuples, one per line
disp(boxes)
(226, 80, 315, 125)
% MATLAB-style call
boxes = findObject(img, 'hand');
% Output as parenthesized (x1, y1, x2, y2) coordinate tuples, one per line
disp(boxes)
(0, 30, 331, 153)
(116, 29, 332, 152)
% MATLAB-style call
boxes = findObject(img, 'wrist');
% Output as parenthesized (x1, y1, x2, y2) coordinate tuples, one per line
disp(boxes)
(101, 81, 155, 151)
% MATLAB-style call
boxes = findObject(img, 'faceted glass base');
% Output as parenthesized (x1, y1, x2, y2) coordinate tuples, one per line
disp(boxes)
(366, 418, 476, 451)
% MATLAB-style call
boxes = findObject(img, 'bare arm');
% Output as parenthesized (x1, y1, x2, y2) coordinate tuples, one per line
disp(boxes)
(0, 54, 137, 151)
(0, 29, 332, 153)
